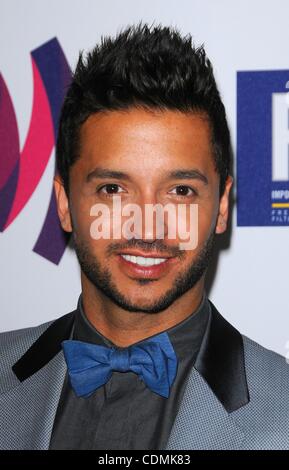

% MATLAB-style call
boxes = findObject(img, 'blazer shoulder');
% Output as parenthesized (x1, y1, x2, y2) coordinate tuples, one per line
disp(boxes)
(0, 320, 53, 369)
(0, 318, 55, 350)
(233, 334, 289, 449)
(0, 318, 60, 394)
(242, 334, 289, 382)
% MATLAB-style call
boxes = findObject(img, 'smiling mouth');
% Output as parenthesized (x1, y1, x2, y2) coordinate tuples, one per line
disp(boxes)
(120, 254, 169, 267)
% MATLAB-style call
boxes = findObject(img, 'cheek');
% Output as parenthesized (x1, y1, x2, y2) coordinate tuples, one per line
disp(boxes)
(70, 198, 95, 241)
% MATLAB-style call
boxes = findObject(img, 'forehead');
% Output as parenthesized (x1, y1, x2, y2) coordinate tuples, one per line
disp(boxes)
(78, 108, 214, 174)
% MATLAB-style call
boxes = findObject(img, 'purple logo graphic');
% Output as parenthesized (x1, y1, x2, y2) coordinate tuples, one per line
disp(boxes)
(0, 38, 71, 263)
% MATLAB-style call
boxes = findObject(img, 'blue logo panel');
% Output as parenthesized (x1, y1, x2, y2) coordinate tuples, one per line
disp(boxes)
(237, 70, 289, 226)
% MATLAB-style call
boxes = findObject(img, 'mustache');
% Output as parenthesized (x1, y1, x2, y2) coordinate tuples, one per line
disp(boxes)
(106, 238, 185, 259)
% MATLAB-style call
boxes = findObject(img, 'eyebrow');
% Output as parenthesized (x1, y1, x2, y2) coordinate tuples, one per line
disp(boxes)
(86, 167, 208, 185)
(168, 169, 208, 185)
(86, 168, 131, 183)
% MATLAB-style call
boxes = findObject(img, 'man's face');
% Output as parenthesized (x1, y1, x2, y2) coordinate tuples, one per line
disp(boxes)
(55, 108, 232, 313)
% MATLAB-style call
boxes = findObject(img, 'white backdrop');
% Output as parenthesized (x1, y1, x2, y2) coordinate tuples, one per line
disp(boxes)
(1, 0, 288, 357)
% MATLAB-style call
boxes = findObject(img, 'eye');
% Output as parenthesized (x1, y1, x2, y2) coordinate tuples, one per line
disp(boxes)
(98, 184, 125, 195)
(169, 185, 197, 197)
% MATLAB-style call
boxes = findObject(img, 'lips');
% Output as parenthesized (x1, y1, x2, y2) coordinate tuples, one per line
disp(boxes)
(117, 252, 177, 279)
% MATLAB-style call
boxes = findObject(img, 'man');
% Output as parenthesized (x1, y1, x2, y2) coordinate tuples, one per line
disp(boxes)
(1, 23, 288, 450)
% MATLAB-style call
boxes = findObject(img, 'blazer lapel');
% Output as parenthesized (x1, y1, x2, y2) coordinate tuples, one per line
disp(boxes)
(165, 302, 250, 450)
(0, 311, 75, 450)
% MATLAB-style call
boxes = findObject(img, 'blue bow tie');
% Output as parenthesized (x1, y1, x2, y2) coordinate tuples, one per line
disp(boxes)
(62, 332, 178, 399)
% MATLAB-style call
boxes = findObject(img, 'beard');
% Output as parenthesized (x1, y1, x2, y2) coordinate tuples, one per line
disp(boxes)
(73, 232, 215, 314)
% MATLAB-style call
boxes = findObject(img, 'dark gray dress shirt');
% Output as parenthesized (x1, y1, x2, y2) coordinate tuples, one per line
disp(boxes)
(49, 294, 211, 450)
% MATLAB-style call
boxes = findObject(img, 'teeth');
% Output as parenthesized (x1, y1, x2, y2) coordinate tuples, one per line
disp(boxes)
(121, 254, 167, 266)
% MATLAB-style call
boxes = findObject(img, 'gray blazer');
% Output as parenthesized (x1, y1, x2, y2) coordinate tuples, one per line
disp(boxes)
(0, 302, 289, 450)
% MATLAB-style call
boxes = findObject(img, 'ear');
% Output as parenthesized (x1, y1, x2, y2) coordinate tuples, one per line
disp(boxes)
(215, 176, 233, 234)
(54, 175, 72, 232)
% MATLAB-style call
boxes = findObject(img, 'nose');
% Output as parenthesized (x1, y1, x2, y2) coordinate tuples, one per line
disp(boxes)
(122, 193, 169, 242)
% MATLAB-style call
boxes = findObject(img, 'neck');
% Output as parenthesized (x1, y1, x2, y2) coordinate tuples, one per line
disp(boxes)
(81, 274, 205, 347)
